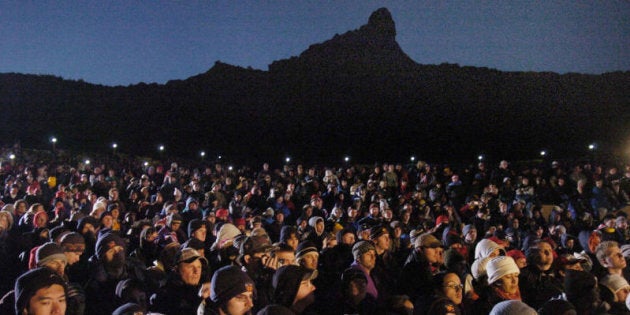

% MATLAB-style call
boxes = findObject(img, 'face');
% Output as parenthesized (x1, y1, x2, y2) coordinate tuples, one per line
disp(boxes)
(26, 284, 66, 315)
(101, 216, 113, 228)
(294, 279, 316, 304)
(374, 233, 390, 252)
(315, 221, 324, 234)
(605, 246, 627, 270)
(442, 273, 463, 305)
(422, 246, 443, 264)
(43, 259, 67, 277)
(36, 213, 48, 227)
(193, 226, 207, 242)
(286, 233, 299, 251)
(224, 291, 254, 315)
(0, 215, 9, 232)
(342, 233, 356, 245)
(536, 242, 554, 269)
(171, 222, 181, 231)
(275, 251, 296, 268)
(301, 253, 319, 270)
(495, 273, 519, 294)
(178, 259, 202, 286)
(358, 250, 376, 271)
(64, 248, 84, 266)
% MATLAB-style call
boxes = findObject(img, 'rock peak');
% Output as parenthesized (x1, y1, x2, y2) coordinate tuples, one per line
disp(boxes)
(366, 8, 396, 38)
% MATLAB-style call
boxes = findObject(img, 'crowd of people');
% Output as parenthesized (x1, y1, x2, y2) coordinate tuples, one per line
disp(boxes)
(2, 149, 630, 314)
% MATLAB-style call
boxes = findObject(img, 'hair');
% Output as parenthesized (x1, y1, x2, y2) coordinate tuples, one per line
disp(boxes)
(596, 240, 619, 266)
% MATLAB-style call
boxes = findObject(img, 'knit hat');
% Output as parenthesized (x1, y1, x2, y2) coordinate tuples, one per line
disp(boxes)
(36, 242, 68, 267)
(215, 208, 229, 219)
(487, 256, 520, 285)
(506, 249, 526, 261)
(369, 225, 389, 240)
(489, 300, 537, 315)
(471, 256, 493, 281)
(176, 248, 208, 265)
(600, 274, 630, 294)
(95, 232, 126, 261)
(15, 267, 67, 314)
(352, 240, 376, 260)
(211, 223, 241, 250)
(296, 241, 319, 261)
(60, 232, 85, 252)
(475, 239, 502, 260)
(187, 219, 205, 238)
(415, 232, 442, 249)
(272, 265, 318, 307)
(211, 265, 255, 304)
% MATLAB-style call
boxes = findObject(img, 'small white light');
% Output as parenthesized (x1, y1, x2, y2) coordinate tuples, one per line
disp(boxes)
(85, 159, 90, 165)
(344, 156, 350, 162)
(478, 155, 484, 161)
(143, 161, 149, 167)
(410, 156, 416, 162)
(540, 150, 546, 156)
(112, 143, 118, 149)
(200, 151, 205, 157)
(9, 154, 15, 160)
(228, 166, 233, 171)
(158, 145, 164, 151)
(51, 137, 57, 143)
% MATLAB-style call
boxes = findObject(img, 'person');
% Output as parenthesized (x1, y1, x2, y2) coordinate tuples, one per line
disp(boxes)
(150, 248, 210, 314)
(238, 234, 277, 313)
(599, 274, 630, 315)
(14, 267, 67, 315)
(473, 256, 521, 315)
(257, 265, 317, 315)
(335, 267, 382, 315)
(399, 233, 444, 302)
(489, 300, 537, 315)
(519, 240, 564, 310)
(349, 240, 379, 300)
(295, 241, 319, 271)
(203, 265, 255, 315)
(423, 272, 464, 315)
(564, 269, 609, 315)
(596, 241, 627, 278)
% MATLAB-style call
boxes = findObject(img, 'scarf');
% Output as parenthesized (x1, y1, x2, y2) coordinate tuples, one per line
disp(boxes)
(493, 286, 521, 301)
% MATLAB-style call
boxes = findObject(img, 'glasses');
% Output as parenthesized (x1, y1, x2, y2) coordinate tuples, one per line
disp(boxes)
(444, 283, 463, 291)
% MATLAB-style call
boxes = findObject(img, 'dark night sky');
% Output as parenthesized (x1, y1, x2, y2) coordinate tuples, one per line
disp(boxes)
(1, 1, 629, 86)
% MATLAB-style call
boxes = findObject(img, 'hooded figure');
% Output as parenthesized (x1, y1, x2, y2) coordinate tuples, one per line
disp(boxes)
(259, 265, 318, 315)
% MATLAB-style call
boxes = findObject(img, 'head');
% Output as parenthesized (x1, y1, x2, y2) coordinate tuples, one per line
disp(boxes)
(175, 248, 207, 286)
(436, 272, 463, 305)
(15, 268, 67, 315)
(415, 233, 444, 264)
(596, 241, 627, 271)
(272, 265, 317, 308)
(527, 240, 554, 271)
(296, 242, 319, 270)
(352, 240, 377, 272)
(487, 256, 520, 295)
(211, 265, 255, 315)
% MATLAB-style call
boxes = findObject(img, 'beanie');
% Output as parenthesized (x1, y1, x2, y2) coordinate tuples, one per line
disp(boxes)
(280, 226, 298, 243)
(15, 267, 66, 314)
(352, 240, 376, 260)
(95, 232, 126, 261)
(272, 265, 317, 307)
(600, 274, 630, 294)
(475, 239, 502, 260)
(36, 242, 68, 267)
(506, 249, 526, 261)
(60, 232, 85, 251)
(471, 256, 493, 281)
(211, 265, 255, 305)
(487, 256, 520, 285)
(489, 300, 537, 315)
(296, 241, 318, 261)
